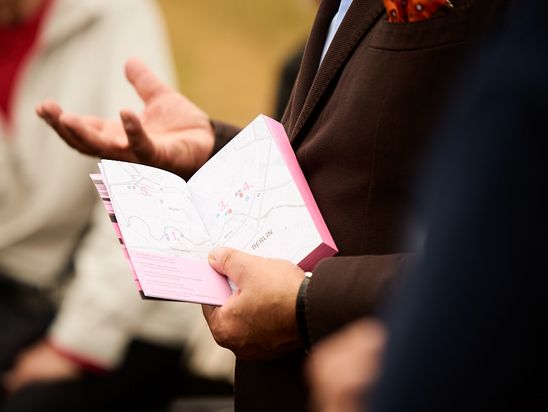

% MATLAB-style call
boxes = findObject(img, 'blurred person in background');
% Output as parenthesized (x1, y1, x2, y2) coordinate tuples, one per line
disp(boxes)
(36, 0, 513, 410)
(307, 1, 547, 410)
(274, 43, 304, 120)
(0, 0, 233, 411)
(273, 0, 318, 120)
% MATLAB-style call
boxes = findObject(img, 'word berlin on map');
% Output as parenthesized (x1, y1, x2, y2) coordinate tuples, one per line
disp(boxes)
(92, 115, 337, 305)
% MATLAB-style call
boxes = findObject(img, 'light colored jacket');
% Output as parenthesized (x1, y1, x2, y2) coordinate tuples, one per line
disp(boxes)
(0, 0, 233, 378)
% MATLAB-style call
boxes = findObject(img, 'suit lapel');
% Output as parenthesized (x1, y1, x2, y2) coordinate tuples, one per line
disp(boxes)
(286, 0, 340, 137)
(288, 0, 386, 143)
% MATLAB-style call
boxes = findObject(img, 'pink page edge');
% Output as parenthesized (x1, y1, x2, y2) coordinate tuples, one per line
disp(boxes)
(90, 173, 144, 292)
(262, 115, 338, 257)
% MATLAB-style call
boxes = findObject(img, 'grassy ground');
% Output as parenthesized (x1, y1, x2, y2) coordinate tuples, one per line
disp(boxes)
(157, 0, 316, 127)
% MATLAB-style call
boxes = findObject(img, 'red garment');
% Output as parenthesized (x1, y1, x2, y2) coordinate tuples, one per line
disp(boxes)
(384, 0, 453, 23)
(0, 0, 52, 127)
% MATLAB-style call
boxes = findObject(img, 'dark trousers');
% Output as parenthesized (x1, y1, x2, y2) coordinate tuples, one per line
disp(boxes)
(0, 275, 55, 375)
(0, 274, 234, 412)
(0, 275, 183, 412)
(1, 340, 184, 412)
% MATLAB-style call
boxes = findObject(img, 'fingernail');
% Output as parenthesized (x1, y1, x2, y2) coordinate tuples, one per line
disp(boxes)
(208, 248, 223, 264)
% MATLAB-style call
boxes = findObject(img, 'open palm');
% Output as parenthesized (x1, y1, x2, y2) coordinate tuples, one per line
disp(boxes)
(36, 58, 214, 179)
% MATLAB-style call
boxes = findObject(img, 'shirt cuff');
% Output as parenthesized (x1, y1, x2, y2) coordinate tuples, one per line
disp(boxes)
(48, 306, 131, 370)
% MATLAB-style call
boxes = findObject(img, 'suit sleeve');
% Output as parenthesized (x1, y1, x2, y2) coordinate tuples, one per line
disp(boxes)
(210, 120, 241, 156)
(305, 253, 414, 345)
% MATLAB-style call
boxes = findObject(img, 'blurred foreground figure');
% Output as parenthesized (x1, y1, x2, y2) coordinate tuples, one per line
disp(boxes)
(308, 1, 548, 410)
(307, 320, 386, 412)
(370, 2, 547, 409)
(0, 1, 233, 411)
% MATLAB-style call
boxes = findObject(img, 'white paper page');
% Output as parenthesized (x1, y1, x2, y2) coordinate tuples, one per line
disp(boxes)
(187, 116, 322, 263)
(100, 160, 212, 260)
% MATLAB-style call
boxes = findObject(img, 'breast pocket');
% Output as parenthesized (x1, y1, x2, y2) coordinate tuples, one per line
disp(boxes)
(369, 4, 471, 51)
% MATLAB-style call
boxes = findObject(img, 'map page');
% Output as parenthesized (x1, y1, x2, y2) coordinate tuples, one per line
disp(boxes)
(99, 160, 232, 305)
(188, 114, 337, 266)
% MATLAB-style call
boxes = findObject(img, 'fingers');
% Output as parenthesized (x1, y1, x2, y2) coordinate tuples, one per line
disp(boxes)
(37, 100, 107, 156)
(307, 319, 387, 412)
(36, 100, 70, 140)
(60, 113, 112, 157)
(36, 99, 62, 120)
(2, 371, 19, 394)
(208, 248, 260, 287)
(120, 110, 156, 162)
(125, 58, 171, 104)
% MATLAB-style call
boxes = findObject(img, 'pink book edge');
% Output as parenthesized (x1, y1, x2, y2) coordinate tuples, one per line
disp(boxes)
(262, 115, 338, 263)
(90, 173, 144, 292)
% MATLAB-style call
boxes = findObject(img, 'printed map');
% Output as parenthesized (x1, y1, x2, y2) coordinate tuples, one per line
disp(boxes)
(187, 116, 321, 263)
(100, 160, 211, 260)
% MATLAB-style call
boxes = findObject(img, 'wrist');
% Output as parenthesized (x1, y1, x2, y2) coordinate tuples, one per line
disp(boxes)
(296, 272, 313, 352)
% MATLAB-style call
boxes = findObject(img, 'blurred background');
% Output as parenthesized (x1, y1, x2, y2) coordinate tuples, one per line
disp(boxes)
(0, 1, 316, 410)
(157, 0, 316, 126)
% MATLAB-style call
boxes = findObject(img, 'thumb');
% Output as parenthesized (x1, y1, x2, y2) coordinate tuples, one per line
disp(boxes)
(208, 247, 259, 287)
(125, 57, 171, 104)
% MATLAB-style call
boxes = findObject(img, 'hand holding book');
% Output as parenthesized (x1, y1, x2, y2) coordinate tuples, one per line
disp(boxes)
(94, 115, 337, 305)
(203, 247, 306, 360)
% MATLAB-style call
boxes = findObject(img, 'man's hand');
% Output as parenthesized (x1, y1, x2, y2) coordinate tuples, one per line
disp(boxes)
(36, 58, 215, 179)
(2, 341, 81, 394)
(307, 319, 386, 412)
(203, 248, 306, 360)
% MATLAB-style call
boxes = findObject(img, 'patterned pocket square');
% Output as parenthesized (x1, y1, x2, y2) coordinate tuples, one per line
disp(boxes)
(384, 0, 454, 23)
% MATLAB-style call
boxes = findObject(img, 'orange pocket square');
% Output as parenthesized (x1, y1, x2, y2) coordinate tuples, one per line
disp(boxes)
(384, 0, 454, 23)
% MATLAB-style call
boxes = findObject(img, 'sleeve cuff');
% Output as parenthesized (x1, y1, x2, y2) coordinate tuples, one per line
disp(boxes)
(46, 339, 109, 375)
(210, 120, 241, 157)
(48, 307, 131, 369)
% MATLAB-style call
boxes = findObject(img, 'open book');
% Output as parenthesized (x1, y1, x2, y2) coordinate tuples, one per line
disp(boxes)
(92, 114, 337, 305)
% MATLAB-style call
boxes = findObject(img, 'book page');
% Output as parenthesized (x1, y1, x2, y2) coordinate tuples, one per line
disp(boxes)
(100, 160, 232, 305)
(187, 115, 323, 264)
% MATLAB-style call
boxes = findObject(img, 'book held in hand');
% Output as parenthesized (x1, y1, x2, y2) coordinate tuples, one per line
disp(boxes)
(92, 114, 337, 305)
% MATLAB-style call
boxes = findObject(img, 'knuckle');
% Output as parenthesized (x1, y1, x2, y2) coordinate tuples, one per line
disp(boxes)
(221, 249, 235, 271)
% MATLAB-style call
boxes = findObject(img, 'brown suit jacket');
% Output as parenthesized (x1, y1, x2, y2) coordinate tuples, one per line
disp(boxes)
(212, 0, 511, 410)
